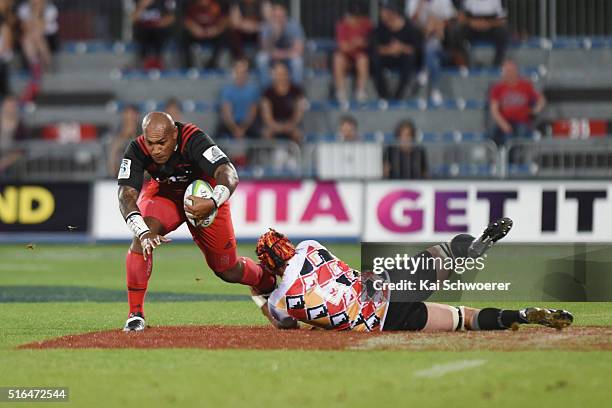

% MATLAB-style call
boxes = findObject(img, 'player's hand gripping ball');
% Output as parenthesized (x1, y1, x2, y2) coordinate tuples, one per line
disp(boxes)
(184, 180, 217, 228)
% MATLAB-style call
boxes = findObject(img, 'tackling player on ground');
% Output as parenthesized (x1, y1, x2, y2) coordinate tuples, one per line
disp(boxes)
(118, 112, 276, 331)
(250, 219, 574, 332)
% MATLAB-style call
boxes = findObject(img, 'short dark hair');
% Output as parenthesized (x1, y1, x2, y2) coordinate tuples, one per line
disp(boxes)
(339, 115, 358, 128)
(394, 119, 416, 139)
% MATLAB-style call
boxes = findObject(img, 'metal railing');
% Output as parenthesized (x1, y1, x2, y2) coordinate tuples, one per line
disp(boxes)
(0, 141, 108, 182)
(217, 139, 303, 178)
(506, 138, 612, 178)
(3, 138, 612, 181)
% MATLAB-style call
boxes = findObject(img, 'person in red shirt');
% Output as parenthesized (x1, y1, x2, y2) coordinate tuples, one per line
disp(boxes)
(333, 4, 373, 103)
(180, 0, 228, 69)
(489, 60, 546, 145)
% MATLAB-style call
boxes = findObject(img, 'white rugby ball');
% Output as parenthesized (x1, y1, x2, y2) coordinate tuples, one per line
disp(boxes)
(184, 179, 217, 228)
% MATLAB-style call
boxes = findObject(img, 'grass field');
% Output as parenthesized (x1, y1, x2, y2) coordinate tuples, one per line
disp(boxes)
(1, 242, 611, 408)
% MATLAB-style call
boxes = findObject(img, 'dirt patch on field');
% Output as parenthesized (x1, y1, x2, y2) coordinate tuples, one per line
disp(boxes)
(19, 325, 612, 351)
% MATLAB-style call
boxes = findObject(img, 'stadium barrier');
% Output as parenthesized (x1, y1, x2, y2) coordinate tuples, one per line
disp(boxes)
(3, 139, 612, 182)
(506, 138, 612, 178)
(0, 183, 90, 233)
(87, 180, 612, 243)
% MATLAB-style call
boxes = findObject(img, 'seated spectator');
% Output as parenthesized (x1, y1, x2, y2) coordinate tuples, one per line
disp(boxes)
(218, 59, 260, 140)
(333, 4, 373, 103)
(164, 97, 183, 121)
(261, 62, 305, 143)
(0, 95, 28, 173)
(18, 0, 58, 101)
(489, 60, 545, 146)
(336, 115, 360, 142)
(384, 119, 428, 179)
(455, 0, 509, 67)
(0, 0, 19, 34)
(256, 3, 304, 85)
(131, 0, 176, 70)
(180, 0, 228, 69)
(0, 8, 13, 99)
(106, 105, 140, 177)
(406, 0, 458, 104)
(229, 0, 267, 60)
(371, 3, 423, 100)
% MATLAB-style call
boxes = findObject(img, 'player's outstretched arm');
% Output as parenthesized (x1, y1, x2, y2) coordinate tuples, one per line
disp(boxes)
(118, 185, 141, 219)
(118, 185, 170, 260)
(250, 290, 299, 330)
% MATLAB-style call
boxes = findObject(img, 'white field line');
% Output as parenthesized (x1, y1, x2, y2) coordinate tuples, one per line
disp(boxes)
(414, 359, 487, 378)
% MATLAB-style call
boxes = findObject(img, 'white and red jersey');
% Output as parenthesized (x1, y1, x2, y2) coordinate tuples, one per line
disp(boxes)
(268, 240, 389, 332)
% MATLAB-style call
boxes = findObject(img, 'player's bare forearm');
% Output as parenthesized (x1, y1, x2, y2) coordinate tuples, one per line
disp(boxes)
(213, 163, 239, 195)
(118, 185, 140, 219)
(259, 303, 299, 330)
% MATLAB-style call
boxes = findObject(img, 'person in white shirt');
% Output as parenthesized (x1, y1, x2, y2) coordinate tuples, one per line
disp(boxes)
(405, 0, 458, 104)
(455, 0, 509, 66)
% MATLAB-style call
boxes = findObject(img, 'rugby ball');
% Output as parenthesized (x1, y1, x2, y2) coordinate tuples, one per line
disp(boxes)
(184, 180, 217, 228)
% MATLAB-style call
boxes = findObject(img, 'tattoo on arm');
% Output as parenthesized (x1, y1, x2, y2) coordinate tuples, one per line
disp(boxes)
(118, 185, 141, 219)
(213, 163, 239, 194)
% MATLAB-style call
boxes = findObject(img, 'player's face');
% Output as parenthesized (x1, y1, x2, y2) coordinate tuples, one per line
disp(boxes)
(145, 127, 178, 164)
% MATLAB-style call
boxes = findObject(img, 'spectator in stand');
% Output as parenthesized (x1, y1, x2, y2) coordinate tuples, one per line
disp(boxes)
(256, 3, 304, 85)
(181, 0, 228, 69)
(384, 119, 428, 179)
(333, 3, 373, 104)
(164, 97, 183, 121)
(17, 0, 59, 101)
(218, 58, 260, 139)
(106, 104, 140, 177)
(406, 0, 458, 105)
(131, 0, 176, 70)
(261, 61, 305, 143)
(0, 95, 28, 173)
(0, 0, 18, 34)
(455, 0, 509, 67)
(489, 59, 545, 146)
(336, 115, 360, 142)
(371, 3, 423, 100)
(0, 10, 13, 99)
(229, 0, 268, 60)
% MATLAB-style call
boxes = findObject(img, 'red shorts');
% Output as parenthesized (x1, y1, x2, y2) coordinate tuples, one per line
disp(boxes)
(137, 181, 237, 272)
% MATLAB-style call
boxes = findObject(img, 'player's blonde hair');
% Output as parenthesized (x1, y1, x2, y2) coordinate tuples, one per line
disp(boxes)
(256, 229, 296, 272)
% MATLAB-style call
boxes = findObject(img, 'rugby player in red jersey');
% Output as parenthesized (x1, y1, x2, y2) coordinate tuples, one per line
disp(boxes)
(118, 112, 275, 331)
(250, 220, 573, 332)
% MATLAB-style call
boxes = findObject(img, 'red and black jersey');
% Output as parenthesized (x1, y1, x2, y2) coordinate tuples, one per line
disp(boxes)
(117, 122, 230, 192)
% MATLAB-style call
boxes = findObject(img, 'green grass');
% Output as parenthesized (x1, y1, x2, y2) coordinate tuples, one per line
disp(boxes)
(1, 243, 611, 408)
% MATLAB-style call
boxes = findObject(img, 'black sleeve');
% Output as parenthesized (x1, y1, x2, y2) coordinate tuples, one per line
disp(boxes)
(117, 140, 147, 191)
(184, 131, 231, 177)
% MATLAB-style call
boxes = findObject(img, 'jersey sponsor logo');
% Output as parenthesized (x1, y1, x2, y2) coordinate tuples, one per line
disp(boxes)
(118, 159, 131, 179)
(202, 145, 227, 163)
